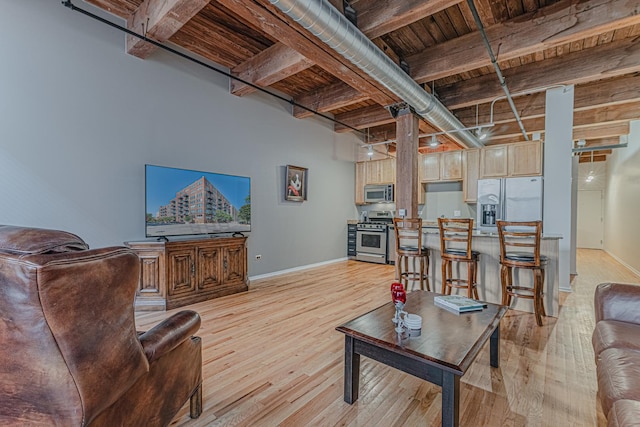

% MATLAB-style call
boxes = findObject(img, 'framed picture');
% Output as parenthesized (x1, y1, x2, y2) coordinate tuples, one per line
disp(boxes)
(285, 165, 307, 202)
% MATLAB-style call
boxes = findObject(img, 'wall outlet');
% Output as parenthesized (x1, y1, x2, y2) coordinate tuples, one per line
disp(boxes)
(454, 210, 461, 217)
(255, 254, 262, 260)
(398, 209, 406, 217)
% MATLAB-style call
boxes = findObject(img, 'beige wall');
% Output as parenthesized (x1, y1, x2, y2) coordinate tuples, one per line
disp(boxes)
(603, 121, 640, 276)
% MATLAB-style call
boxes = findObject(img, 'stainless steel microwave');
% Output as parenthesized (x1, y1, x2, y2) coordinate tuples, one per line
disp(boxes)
(364, 184, 394, 203)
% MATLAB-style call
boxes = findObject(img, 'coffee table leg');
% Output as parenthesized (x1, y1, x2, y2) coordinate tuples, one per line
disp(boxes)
(441, 371, 460, 427)
(344, 335, 361, 404)
(490, 324, 500, 368)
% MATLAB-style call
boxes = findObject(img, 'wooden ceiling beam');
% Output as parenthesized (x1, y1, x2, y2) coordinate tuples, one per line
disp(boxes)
(356, 0, 463, 39)
(439, 37, 640, 109)
(230, 0, 454, 100)
(334, 106, 393, 132)
(230, 44, 314, 96)
(454, 73, 640, 125)
(408, 0, 640, 84)
(292, 83, 370, 119)
(299, 0, 639, 117)
(214, 0, 397, 106)
(126, 0, 210, 59)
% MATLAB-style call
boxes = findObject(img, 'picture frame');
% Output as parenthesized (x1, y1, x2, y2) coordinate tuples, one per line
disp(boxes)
(285, 165, 308, 202)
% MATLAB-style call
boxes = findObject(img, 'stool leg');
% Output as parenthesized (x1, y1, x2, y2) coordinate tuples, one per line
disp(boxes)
(539, 267, 546, 317)
(466, 261, 473, 299)
(424, 253, 430, 291)
(500, 265, 509, 306)
(533, 268, 544, 326)
(441, 259, 448, 294)
(471, 260, 479, 300)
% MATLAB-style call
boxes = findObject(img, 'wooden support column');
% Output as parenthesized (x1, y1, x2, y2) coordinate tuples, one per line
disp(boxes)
(395, 105, 420, 218)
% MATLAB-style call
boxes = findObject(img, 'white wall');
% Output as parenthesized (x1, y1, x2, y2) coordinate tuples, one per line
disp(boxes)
(0, 0, 360, 276)
(604, 122, 640, 276)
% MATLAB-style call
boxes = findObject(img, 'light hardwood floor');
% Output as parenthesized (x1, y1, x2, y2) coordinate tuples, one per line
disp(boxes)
(135, 249, 640, 426)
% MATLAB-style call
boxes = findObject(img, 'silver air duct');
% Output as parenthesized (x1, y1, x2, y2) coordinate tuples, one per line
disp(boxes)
(269, 0, 483, 148)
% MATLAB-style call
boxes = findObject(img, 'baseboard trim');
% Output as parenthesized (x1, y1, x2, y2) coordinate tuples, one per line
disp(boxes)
(250, 257, 349, 282)
(605, 251, 640, 279)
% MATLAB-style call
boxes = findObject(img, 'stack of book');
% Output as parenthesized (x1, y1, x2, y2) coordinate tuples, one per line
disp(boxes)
(434, 295, 485, 313)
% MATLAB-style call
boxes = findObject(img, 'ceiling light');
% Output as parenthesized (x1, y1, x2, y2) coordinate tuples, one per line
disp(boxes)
(476, 127, 488, 140)
(429, 135, 439, 147)
(367, 144, 373, 157)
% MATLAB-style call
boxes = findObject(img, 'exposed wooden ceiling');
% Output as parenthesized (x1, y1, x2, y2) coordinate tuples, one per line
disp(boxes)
(83, 0, 640, 162)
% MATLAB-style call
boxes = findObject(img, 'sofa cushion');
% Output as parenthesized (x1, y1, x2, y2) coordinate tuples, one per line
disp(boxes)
(593, 320, 640, 357)
(607, 399, 640, 427)
(597, 348, 640, 416)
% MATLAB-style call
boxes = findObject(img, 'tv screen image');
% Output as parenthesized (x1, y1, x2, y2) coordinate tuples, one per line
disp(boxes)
(145, 164, 251, 238)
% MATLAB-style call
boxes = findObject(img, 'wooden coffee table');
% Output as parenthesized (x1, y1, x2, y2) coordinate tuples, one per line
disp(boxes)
(336, 291, 507, 427)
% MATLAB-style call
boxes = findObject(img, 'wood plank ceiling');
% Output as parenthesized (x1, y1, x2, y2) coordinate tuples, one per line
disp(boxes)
(83, 0, 640, 163)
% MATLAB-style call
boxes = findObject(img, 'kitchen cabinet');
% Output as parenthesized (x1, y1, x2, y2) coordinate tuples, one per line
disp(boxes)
(419, 152, 462, 182)
(366, 158, 395, 184)
(355, 162, 366, 204)
(463, 149, 480, 203)
(479, 145, 508, 178)
(508, 140, 543, 176)
(419, 153, 440, 182)
(440, 151, 463, 181)
(355, 159, 395, 204)
(347, 224, 357, 258)
(479, 140, 543, 178)
(126, 236, 248, 311)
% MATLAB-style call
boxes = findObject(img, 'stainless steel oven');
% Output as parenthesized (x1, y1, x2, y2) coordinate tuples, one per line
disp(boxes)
(355, 222, 388, 264)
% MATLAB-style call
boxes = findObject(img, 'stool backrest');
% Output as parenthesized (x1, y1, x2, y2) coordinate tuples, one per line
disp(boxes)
(393, 218, 424, 256)
(438, 218, 473, 259)
(496, 220, 543, 268)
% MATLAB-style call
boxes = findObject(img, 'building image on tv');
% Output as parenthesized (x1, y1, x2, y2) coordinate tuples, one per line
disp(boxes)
(145, 165, 250, 238)
(157, 177, 238, 224)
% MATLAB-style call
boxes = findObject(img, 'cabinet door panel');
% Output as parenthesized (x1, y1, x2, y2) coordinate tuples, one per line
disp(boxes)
(508, 140, 543, 176)
(355, 162, 366, 204)
(463, 149, 480, 203)
(224, 244, 246, 284)
(197, 246, 222, 291)
(440, 151, 462, 181)
(167, 249, 195, 296)
(480, 145, 508, 178)
(420, 153, 440, 182)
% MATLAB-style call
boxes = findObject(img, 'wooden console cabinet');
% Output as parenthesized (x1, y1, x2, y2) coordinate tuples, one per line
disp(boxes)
(125, 236, 249, 311)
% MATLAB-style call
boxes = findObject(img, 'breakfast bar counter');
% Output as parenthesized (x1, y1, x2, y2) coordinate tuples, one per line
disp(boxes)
(418, 229, 562, 317)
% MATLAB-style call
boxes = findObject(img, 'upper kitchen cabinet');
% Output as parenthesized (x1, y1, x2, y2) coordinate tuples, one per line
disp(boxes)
(419, 153, 440, 182)
(463, 149, 480, 203)
(367, 158, 396, 184)
(355, 158, 396, 205)
(419, 151, 463, 182)
(479, 140, 543, 178)
(479, 145, 508, 178)
(355, 162, 366, 204)
(508, 140, 543, 176)
(440, 151, 463, 181)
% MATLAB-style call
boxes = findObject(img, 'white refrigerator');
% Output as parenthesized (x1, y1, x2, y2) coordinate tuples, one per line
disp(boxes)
(477, 176, 543, 231)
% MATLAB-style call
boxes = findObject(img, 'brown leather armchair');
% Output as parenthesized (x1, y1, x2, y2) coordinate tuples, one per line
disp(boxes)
(0, 225, 202, 426)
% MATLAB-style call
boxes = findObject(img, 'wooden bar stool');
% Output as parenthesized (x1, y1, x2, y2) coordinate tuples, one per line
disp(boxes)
(438, 218, 480, 299)
(496, 220, 547, 326)
(393, 218, 430, 292)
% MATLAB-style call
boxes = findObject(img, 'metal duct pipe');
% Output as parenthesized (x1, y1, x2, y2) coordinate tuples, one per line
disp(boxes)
(268, 0, 483, 148)
(466, 0, 528, 141)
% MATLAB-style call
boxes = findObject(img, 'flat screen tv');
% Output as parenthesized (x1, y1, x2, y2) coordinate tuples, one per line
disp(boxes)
(145, 164, 250, 239)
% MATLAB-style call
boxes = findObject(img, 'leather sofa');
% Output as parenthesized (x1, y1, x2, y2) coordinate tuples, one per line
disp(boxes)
(0, 225, 203, 426)
(593, 282, 640, 426)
